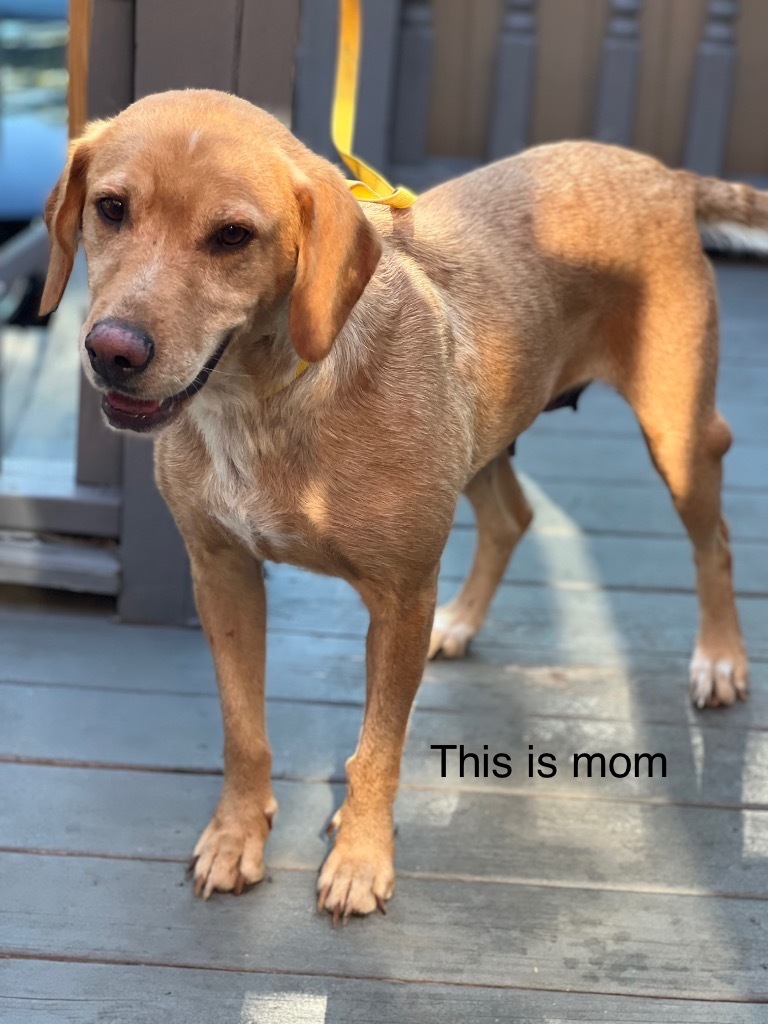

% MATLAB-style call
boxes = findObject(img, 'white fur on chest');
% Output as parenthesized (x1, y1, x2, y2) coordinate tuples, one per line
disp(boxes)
(189, 394, 287, 555)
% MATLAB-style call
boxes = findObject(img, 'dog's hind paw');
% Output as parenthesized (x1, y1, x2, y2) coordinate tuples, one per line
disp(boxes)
(428, 606, 477, 659)
(689, 645, 749, 709)
(190, 797, 276, 900)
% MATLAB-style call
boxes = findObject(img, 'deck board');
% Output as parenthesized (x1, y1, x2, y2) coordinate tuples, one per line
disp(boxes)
(455, 479, 768, 540)
(529, 386, 768, 445)
(514, 431, 768, 490)
(3, 681, 768, 807)
(4, 960, 765, 1024)
(1, 258, 767, 1018)
(3, 633, 767, 731)
(0, 564, 766, 679)
(263, 570, 768, 662)
(3, 853, 768, 1001)
(4, 765, 768, 898)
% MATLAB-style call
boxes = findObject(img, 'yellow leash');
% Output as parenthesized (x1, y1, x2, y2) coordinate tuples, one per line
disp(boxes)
(332, 0, 418, 207)
(273, 0, 416, 395)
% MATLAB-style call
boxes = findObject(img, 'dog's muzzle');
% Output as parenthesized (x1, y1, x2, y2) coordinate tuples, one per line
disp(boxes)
(100, 332, 234, 433)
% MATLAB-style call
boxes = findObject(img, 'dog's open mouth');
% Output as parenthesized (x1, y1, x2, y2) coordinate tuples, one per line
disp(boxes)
(101, 334, 233, 432)
(102, 391, 179, 432)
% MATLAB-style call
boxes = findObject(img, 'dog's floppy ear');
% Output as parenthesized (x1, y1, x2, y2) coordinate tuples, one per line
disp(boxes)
(40, 122, 107, 315)
(289, 171, 382, 362)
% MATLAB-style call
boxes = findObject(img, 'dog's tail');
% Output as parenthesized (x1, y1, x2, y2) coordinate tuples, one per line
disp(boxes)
(682, 170, 768, 256)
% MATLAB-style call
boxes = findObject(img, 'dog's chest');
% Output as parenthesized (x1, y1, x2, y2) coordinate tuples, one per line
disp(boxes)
(190, 402, 297, 558)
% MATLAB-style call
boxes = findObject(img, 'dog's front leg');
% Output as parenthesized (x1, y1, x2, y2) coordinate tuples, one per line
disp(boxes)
(188, 543, 276, 899)
(317, 574, 438, 922)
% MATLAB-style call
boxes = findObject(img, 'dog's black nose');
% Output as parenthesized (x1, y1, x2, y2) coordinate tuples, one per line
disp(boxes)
(85, 319, 154, 386)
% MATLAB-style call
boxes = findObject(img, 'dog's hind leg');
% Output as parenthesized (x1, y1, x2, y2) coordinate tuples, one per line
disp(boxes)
(617, 274, 747, 708)
(429, 453, 533, 659)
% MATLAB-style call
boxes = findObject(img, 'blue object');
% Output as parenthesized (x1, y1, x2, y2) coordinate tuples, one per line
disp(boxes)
(0, 114, 67, 219)
(0, 2, 67, 18)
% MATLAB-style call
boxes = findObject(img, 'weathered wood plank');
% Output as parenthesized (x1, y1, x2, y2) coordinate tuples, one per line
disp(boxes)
(455, 478, 768, 542)
(262, 569, 768, 662)
(2, 854, 768, 999)
(1, 566, 766, 668)
(19, 503, 765, 604)
(390, 0, 434, 166)
(86, 0, 134, 121)
(291, 0, 337, 159)
(683, 0, 740, 176)
(6, 262, 82, 462)
(117, 435, 194, 627)
(659, 364, 768, 408)
(3, 683, 767, 807)
(134, 0, 241, 96)
(716, 264, 768, 329)
(487, 0, 538, 159)
(293, 0, 400, 169)
(0, 612, 766, 729)
(0, 329, 46, 454)
(514, 432, 768, 491)
(2, 959, 760, 1024)
(0, 458, 121, 539)
(354, 0, 401, 172)
(441, 529, 768, 596)
(237, 0, 300, 125)
(4, 765, 768, 899)
(1, 552, 767, 678)
(0, 533, 119, 595)
(718, 336, 768, 369)
(525, 383, 768, 446)
(593, 0, 644, 146)
(68, 0, 92, 139)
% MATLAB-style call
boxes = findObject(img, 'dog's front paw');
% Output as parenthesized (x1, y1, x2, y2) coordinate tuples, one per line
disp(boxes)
(428, 604, 477, 659)
(689, 643, 749, 709)
(317, 820, 395, 923)
(190, 796, 277, 899)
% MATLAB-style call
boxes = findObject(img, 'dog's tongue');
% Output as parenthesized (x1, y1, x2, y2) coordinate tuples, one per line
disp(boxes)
(106, 391, 162, 414)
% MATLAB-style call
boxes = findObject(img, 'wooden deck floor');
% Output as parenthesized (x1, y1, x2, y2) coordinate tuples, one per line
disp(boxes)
(1, 261, 767, 1021)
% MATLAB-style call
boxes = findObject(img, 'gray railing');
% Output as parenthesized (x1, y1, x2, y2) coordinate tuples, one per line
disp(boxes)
(294, 0, 742, 190)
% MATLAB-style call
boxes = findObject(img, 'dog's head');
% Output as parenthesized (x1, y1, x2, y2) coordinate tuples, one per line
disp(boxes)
(42, 90, 381, 432)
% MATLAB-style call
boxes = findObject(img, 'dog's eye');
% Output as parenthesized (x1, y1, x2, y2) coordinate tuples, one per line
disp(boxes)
(216, 224, 252, 248)
(98, 197, 125, 224)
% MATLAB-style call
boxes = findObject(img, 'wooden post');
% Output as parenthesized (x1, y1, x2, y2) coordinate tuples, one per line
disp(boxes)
(292, 0, 401, 170)
(684, 0, 740, 176)
(487, 0, 538, 160)
(593, 0, 644, 146)
(391, 0, 434, 166)
(68, 0, 93, 138)
(76, 0, 135, 488)
(134, 0, 243, 97)
(118, 437, 197, 625)
(355, 0, 402, 174)
(118, 0, 302, 626)
(292, 0, 338, 160)
(237, 0, 302, 126)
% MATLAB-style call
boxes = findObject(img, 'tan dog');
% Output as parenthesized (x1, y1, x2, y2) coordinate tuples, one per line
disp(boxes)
(42, 89, 755, 920)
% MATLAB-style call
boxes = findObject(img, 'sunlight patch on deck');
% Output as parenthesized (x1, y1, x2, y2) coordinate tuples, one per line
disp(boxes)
(240, 992, 328, 1023)
(523, 475, 627, 664)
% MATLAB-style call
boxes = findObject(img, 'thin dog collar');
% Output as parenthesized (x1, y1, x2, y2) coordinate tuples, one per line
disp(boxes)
(263, 358, 310, 399)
